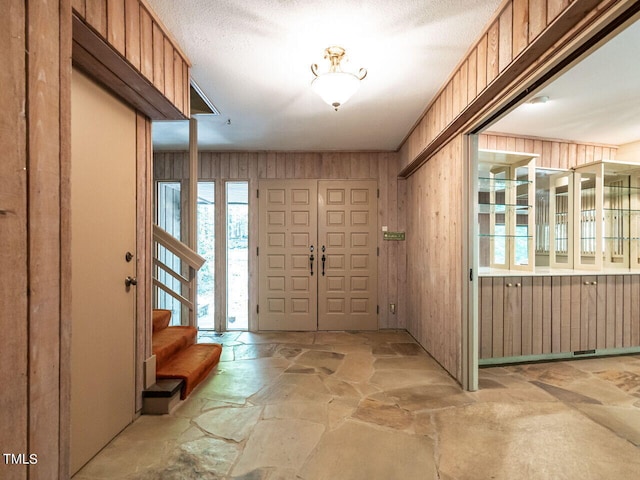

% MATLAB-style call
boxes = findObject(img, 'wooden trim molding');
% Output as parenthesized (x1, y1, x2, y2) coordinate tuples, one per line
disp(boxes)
(72, 14, 187, 120)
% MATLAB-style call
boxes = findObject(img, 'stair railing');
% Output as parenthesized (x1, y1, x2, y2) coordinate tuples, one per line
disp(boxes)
(153, 224, 205, 326)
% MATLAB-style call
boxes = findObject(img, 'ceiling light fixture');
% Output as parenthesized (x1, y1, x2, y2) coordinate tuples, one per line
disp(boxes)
(529, 95, 550, 105)
(311, 46, 367, 111)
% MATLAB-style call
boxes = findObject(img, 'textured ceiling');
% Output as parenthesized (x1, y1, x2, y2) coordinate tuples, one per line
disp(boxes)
(489, 20, 640, 147)
(147, 0, 502, 151)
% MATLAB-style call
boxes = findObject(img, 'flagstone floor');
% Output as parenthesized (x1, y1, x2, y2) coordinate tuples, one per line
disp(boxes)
(74, 331, 640, 480)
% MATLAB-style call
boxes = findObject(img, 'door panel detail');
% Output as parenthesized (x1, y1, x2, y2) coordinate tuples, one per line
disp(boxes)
(259, 180, 318, 330)
(259, 179, 377, 331)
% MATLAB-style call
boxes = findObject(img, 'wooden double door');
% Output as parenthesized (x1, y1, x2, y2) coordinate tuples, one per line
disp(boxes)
(259, 180, 378, 331)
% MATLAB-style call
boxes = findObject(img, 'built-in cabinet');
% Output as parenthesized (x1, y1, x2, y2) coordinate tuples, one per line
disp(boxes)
(479, 274, 640, 362)
(479, 154, 640, 274)
(478, 154, 640, 363)
(574, 160, 640, 270)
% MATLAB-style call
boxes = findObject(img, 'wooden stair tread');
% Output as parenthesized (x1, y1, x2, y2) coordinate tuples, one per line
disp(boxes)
(156, 343, 222, 399)
(152, 326, 197, 369)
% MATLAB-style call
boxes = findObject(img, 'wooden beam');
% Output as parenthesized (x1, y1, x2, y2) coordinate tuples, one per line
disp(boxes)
(72, 14, 187, 120)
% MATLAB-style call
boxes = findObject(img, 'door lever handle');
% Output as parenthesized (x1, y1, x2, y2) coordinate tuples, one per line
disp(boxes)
(321, 254, 326, 276)
(310, 254, 314, 276)
(125, 276, 137, 287)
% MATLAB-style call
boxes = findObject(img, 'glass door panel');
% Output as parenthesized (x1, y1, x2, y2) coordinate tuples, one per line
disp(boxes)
(197, 182, 216, 329)
(573, 164, 602, 270)
(226, 182, 249, 330)
(549, 171, 573, 268)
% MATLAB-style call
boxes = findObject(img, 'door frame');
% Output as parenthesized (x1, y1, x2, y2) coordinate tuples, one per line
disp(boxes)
(257, 178, 379, 331)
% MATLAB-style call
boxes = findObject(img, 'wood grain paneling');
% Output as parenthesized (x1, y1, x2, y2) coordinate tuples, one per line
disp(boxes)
(398, 0, 621, 175)
(125, 0, 141, 69)
(154, 150, 403, 331)
(1, 2, 28, 478)
(135, 113, 153, 412)
(405, 139, 463, 380)
(107, 0, 126, 55)
(479, 132, 617, 168)
(480, 274, 640, 360)
(86, 0, 107, 37)
(28, 0, 63, 476)
(76, 0, 190, 118)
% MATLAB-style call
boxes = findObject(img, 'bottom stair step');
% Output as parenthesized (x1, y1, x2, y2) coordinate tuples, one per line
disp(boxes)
(156, 343, 222, 399)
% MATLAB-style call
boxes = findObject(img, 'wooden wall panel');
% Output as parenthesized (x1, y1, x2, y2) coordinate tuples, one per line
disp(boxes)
(154, 150, 404, 331)
(1, 2, 28, 478)
(28, 0, 64, 477)
(75, 0, 191, 118)
(125, 0, 141, 69)
(73, 0, 86, 17)
(405, 139, 463, 380)
(398, 0, 620, 174)
(139, 6, 153, 79)
(85, 0, 107, 37)
(499, 4, 513, 72)
(512, 0, 529, 57)
(479, 132, 618, 168)
(107, 0, 126, 55)
(135, 113, 153, 413)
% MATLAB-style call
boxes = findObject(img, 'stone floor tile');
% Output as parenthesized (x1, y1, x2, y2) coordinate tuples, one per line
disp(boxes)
(574, 403, 640, 446)
(391, 342, 426, 356)
(529, 380, 603, 405)
(354, 330, 415, 344)
(327, 397, 358, 430)
(236, 332, 315, 345)
(370, 384, 475, 411)
(294, 350, 345, 374)
(128, 437, 239, 479)
(193, 357, 289, 404)
(370, 344, 397, 356)
(369, 368, 458, 390)
(434, 402, 640, 480)
(351, 397, 413, 430)
(313, 331, 367, 345)
(509, 361, 590, 386)
(263, 401, 327, 424)
(194, 405, 263, 442)
(321, 376, 362, 399)
(249, 373, 333, 405)
(77, 332, 640, 480)
(333, 351, 375, 383)
(233, 344, 277, 360)
(595, 369, 640, 395)
(373, 355, 443, 371)
(300, 420, 436, 480)
(231, 419, 325, 476)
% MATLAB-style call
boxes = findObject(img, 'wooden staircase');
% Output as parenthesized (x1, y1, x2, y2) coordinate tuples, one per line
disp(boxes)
(145, 309, 222, 411)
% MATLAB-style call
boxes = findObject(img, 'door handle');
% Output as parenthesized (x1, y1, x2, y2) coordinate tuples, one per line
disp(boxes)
(321, 254, 326, 276)
(310, 254, 314, 276)
(125, 276, 137, 287)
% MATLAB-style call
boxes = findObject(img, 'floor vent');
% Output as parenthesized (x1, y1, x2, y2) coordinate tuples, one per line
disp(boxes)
(573, 349, 596, 357)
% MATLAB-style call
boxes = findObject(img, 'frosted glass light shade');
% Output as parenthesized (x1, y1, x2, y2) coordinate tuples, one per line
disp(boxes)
(311, 72, 361, 111)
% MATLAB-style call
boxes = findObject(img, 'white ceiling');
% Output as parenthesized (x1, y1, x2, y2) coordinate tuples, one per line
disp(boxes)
(488, 20, 640, 147)
(148, 2, 639, 152)
(147, 0, 502, 151)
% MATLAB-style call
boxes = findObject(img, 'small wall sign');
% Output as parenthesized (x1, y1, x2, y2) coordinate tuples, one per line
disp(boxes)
(383, 231, 405, 241)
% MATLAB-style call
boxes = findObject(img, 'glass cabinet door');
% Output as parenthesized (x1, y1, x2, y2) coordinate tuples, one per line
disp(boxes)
(549, 171, 573, 268)
(511, 161, 534, 270)
(573, 164, 602, 270)
(603, 174, 631, 268)
(630, 169, 640, 269)
(478, 156, 534, 272)
(478, 167, 509, 269)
